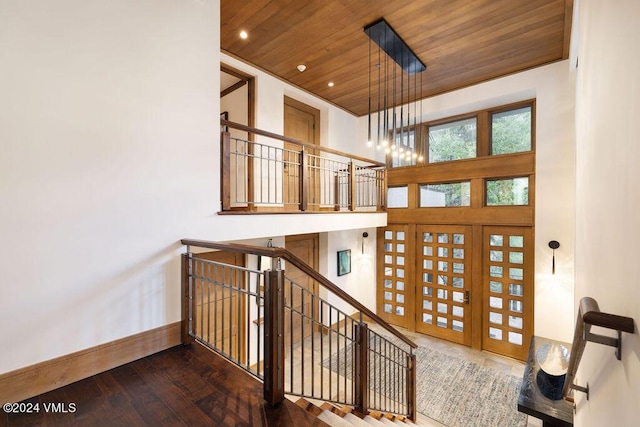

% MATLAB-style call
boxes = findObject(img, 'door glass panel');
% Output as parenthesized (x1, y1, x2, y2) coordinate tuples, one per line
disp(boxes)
(385, 267, 392, 276)
(396, 294, 405, 303)
(423, 273, 433, 283)
(452, 291, 464, 303)
(423, 313, 432, 324)
(509, 268, 523, 280)
(437, 289, 448, 300)
(423, 246, 433, 256)
(397, 256, 405, 265)
(437, 317, 448, 328)
(453, 263, 464, 273)
(423, 233, 433, 243)
(452, 306, 464, 317)
(437, 274, 448, 285)
(508, 332, 523, 345)
(489, 327, 503, 340)
(489, 296, 503, 309)
(452, 320, 464, 332)
(395, 306, 405, 316)
(438, 234, 448, 244)
(384, 231, 393, 240)
(423, 286, 433, 297)
(452, 277, 464, 288)
(509, 316, 523, 329)
(384, 243, 392, 252)
(490, 281, 502, 293)
(384, 304, 392, 313)
(437, 302, 447, 313)
(396, 281, 404, 291)
(490, 312, 503, 324)
(397, 244, 405, 253)
(509, 235, 524, 248)
(423, 300, 432, 311)
(384, 291, 392, 300)
(509, 300, 523, 313)
(423, 259, 433, 269)
(397, 231, 405, 240)
(437, 261, 448, 272)
(490, 266, 503, 277)
(509, 252, 523, 264)
(490, 235, 503, 246)
(385, 255, 392, 263)
(384, 279, 392, 288)
(509, 284, 523, 296)
(490, 250, 503, 262)
(397, 269, 405, 278)
(453, 234, 464, 244)
(453, 248, 464, 259)
(438, 247, 448, 257)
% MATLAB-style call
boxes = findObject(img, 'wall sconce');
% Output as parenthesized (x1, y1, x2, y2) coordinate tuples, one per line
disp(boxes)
(548, 240, 560, 274)
(362, 232, 369, 254)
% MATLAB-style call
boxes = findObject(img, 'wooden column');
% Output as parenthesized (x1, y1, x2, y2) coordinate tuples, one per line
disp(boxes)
(354, 323, 369, 415)
(263, 269, 285, 405)
(181, 254, 195, 345)
(299, 146, 308, 211)
(349, 161, 356, 211)
(406, 352, 417, 421)
(221, 132, 231, 211)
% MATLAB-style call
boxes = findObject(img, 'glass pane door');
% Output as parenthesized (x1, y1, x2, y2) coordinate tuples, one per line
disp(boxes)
(378, 225, 411, 329)
(415, 225, 472, 346)
(482, 226, 533, 360)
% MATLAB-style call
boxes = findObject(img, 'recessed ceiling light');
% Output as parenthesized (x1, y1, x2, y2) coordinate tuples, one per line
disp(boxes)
(297, 64, 307, 72)
(239, 30, 248, 39)
(327, 82, 334, 87)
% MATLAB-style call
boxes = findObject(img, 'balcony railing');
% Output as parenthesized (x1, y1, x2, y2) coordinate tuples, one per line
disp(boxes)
(181, 239, 417, 419)
(221, 120, 386, 212)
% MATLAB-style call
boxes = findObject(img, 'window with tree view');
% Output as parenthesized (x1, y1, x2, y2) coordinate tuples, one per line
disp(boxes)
(491, 107, 532, 155)
(428, 118, 477, 163)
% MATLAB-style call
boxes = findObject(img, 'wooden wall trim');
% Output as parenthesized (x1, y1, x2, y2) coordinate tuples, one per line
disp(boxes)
(0, 322, 182, 404)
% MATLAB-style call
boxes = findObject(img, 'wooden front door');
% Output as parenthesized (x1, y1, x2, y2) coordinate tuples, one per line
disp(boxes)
(482, 226, 534, 360)
(415, 225, 472, 346)
(284, 97, 320, 210)
(284, 233, 319, 345)
(193, 251, 245, 362)
(377, 224, 413, 329)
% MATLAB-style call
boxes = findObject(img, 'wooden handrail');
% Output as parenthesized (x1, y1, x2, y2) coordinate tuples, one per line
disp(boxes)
(562, 297, 635, 399)
(222, 119, 386, 168)
(181, 238, 417, 349)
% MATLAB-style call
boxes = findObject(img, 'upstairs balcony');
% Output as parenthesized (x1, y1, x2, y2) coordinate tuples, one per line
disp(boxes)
(221, 120, 387, 214)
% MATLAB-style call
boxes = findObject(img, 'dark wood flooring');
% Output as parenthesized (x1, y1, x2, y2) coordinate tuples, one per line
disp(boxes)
(1, 344, 328, 427)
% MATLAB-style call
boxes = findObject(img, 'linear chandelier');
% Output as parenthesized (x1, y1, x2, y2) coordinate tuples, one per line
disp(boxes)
(364, 18, 426, 163)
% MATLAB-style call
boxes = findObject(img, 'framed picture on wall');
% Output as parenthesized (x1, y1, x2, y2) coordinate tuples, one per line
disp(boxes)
(337, 249, 351, 276)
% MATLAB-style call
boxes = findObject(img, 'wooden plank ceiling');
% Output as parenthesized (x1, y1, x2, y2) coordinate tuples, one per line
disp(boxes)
(221, 0, 573, 117)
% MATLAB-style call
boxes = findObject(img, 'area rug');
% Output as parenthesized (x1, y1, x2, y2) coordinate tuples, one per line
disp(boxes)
(322, 342, 526, 427)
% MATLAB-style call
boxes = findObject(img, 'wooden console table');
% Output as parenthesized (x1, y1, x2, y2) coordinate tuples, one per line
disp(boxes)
(517, 336, 574, 427)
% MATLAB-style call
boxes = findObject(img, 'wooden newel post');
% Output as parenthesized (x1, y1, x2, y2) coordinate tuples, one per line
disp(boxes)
(407, 352, 417, 421)
(181, 253, 195, 345)
(221, 131, 231, 211)
(263, 269, 285, 405)
(354, 323, 369, 415)
(348, 161, 356, 211)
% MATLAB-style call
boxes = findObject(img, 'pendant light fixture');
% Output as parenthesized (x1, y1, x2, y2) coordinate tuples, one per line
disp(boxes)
(364, 19, 426, 164)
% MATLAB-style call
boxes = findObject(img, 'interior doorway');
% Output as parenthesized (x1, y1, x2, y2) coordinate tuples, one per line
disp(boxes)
(284, 233, 320, 345)
(283, 97, 320, 210)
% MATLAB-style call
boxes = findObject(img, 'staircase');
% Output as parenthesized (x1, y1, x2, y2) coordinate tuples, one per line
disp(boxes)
(181, 240, 418, 420)
(296, 398, 431, 427)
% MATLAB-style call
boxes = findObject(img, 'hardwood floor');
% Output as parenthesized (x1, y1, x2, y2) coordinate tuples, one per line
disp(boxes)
(1, 343, 327, 427)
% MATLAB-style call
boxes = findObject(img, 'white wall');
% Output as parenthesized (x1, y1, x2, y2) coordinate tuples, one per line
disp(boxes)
(359, 61, 577, 342)
(574, 0, 640, 425)
(0, 0, 221, 373)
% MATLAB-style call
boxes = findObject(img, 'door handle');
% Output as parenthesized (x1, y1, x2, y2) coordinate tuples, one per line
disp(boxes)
(464, 291, 470, 304)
